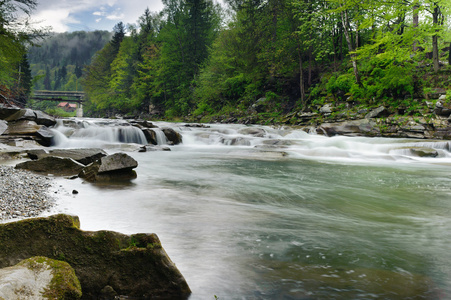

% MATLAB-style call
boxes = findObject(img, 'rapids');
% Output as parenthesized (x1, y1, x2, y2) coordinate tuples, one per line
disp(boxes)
(49, 119, 451, 299)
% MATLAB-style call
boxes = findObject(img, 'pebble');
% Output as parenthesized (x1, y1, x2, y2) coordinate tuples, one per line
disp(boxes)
(0, 166, 55, 221)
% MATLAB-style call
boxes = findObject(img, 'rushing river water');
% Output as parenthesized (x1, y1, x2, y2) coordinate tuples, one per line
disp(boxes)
(48, 119, 451, 299)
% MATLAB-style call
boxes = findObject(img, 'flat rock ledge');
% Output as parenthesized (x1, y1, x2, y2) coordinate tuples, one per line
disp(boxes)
(0, 214, 191, 299)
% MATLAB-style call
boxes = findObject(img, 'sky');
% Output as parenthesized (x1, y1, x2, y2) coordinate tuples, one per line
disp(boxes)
(30, 0, 166, 33)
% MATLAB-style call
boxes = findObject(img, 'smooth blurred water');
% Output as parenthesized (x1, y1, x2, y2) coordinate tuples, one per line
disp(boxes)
(50, 120, 451, 299)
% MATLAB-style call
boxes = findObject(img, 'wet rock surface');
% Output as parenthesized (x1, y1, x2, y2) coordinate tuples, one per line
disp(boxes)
(0, 166, 54, 221)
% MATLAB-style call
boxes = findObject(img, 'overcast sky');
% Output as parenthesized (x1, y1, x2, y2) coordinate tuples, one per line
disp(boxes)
(30, 0, 166, 32)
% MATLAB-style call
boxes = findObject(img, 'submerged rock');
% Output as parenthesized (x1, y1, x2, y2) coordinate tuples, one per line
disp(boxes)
(409, 147, 439, 157)
(0, 256, 82, 299)
(0, 214, 191, 299)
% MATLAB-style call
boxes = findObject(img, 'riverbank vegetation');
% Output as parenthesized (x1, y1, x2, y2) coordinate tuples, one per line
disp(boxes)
(0, 0, 47, 107)
(81, 0, 451, 123)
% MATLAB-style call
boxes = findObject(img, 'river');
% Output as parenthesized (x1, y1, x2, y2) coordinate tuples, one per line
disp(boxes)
(49, 119, 451, 299)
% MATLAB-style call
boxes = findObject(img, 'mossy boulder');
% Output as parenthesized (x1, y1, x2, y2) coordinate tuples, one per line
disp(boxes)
(0, 256, 81, 300)
(0, 214, 191, 299)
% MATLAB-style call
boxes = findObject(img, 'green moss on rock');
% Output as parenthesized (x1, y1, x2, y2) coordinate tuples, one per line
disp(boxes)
(0, 214, 191, 299)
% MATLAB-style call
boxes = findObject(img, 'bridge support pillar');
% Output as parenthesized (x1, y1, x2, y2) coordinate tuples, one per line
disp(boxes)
(76, 103, 83, 118)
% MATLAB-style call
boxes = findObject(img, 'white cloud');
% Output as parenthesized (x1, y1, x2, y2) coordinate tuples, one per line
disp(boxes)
(30, 0, 166, 32)
(31, 8, 79, 32)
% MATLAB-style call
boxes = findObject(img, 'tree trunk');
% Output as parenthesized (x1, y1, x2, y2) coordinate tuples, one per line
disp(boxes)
(413, 2, 419, 51)
(432, 4, 440, 72)
(341, 9, 361, 85)
(449, 42, 451, 65)
(308, 46, 313, 86)
(298, 48, 305, 107)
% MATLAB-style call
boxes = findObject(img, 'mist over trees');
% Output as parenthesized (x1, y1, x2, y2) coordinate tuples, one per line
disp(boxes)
(28, 30, 112, 91)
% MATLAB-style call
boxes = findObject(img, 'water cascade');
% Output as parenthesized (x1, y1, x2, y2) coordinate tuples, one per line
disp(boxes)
(49, 119, 451, 299)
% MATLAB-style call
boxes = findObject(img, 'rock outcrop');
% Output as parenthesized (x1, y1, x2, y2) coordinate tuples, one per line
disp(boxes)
(0, 256, 82, 299)
(0, 214, 191, 299)
(0, 107, 56, 147)
(79, 152, 138, 182)
(15, 156, 86, 176)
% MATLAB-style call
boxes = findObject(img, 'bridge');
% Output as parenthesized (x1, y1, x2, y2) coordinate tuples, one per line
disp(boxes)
(31, 90, 85, 117)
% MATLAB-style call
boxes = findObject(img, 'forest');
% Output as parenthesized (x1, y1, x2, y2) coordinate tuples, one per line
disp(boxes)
(1, 0, 451, 122)
(82, 0, 451, 122)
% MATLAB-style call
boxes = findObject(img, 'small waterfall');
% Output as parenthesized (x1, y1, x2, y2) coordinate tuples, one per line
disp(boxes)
(153, 128, 168, 145)
(51, 118, 148, 147)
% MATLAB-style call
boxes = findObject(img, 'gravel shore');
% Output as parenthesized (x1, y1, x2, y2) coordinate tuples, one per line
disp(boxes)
(0, 166, 55, 221)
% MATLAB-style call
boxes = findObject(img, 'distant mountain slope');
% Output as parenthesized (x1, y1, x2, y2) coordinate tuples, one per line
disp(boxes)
(28, 31, 112, 92)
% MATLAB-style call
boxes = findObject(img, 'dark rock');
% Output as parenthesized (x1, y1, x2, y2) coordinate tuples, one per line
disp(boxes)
(251, 97, 268, 113)
(434, 100, 451, 117)
(34, 110, 56, 127)
(365, 106, 389, 119)
(35, 126, 55, 146)
(0, 106, 21, 120)
(3, 108, 36, 122)
(0, 214, 191, 299)
(15, 156, 85, 176)
(72, 190, 79, 194)
(142, 128, 158, 145)
(0, 256, 82, 299)
(162, 128, 182, 145)
(29, 148, 108, 165)
(409, 147, 439, 157)
(79, 153, 138, 182)
(130, 120, 157, 128)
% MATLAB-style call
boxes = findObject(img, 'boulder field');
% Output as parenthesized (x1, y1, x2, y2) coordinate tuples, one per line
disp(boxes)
(0, 214, 191, 299)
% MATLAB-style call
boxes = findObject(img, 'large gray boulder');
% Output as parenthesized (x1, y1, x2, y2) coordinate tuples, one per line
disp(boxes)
(0, 256, 82, 299)
(15, 156, 85, 176)
(0, 214, 191, 299)
(79, 152, 138, 182)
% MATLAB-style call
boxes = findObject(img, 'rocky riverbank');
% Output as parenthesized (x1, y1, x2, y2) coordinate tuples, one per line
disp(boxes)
(0, 166, 54, 221)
